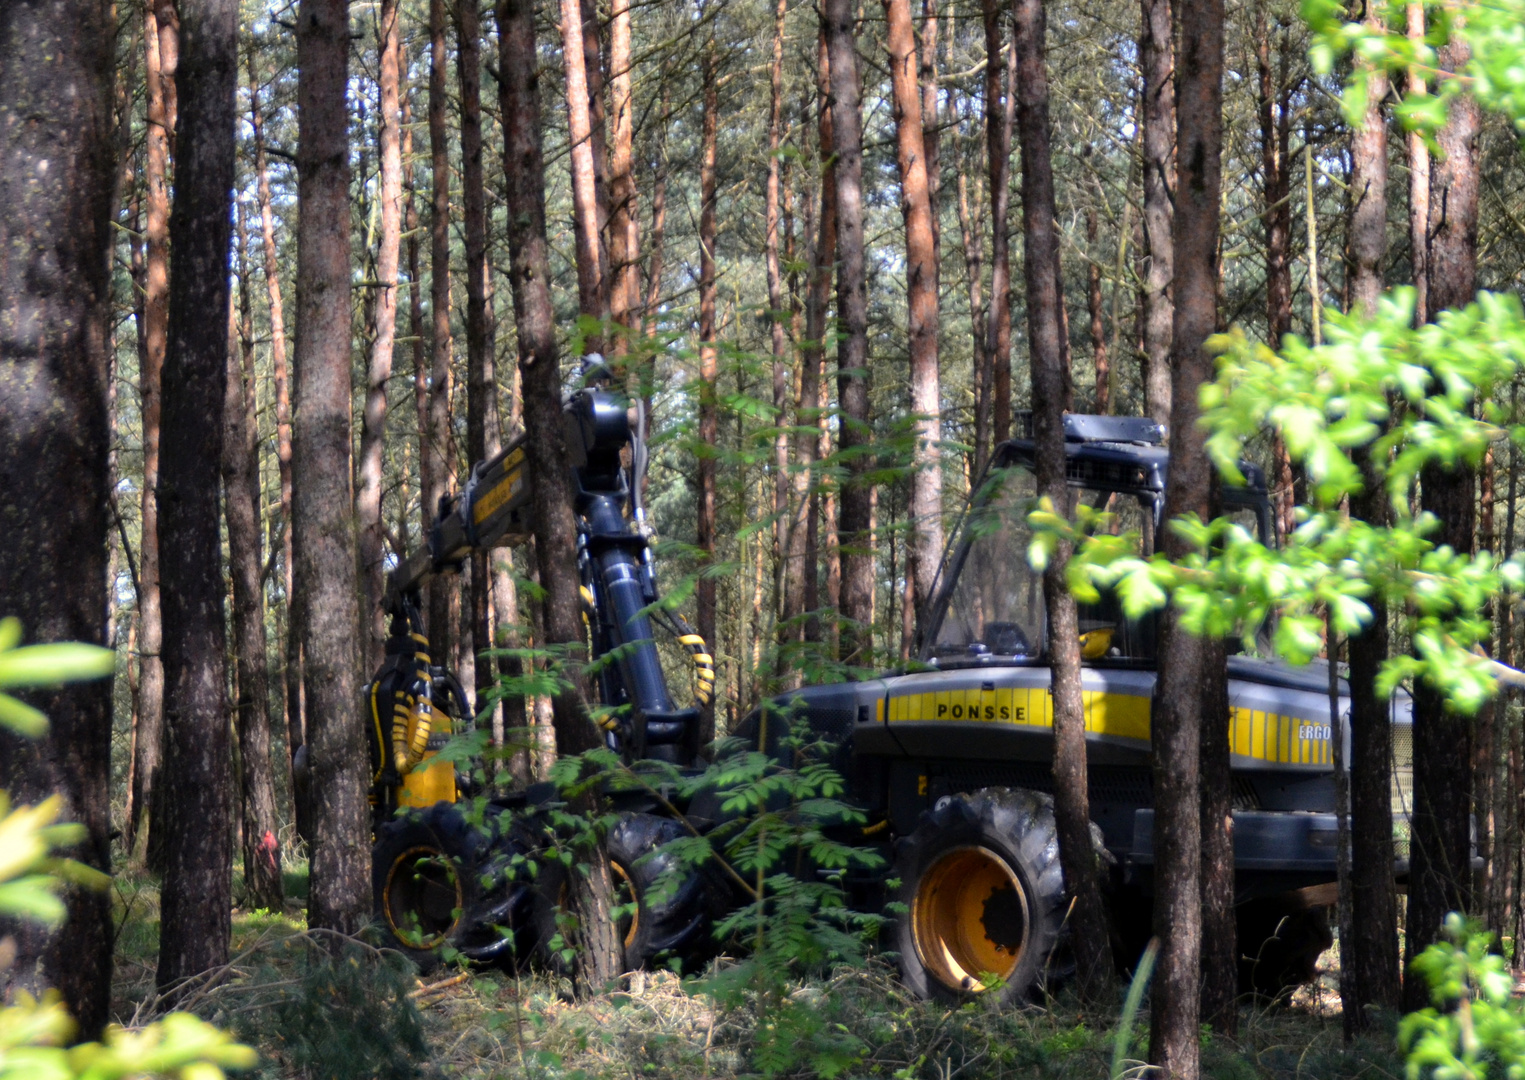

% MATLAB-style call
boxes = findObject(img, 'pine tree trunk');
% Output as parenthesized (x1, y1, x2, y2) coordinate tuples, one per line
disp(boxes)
(1013, 0, 1111, 1002)
(156, 0, 238, 988)
(1406, 2, 1429, 324)
(1138, 0, 1173, 430)
(129, 0, 171, 863)
(0, 0, 115, 1034)
(1087, 208, 1109, 413)
(497, 0, 622, 991)
(1150, 0, 1225, 1063)
(608, 0, 639, 347)
(643, 86, 669, 329)
(249, 53, 303, 821)
(883, 0, 942, 653)
(982, 0, 1014, 445)
(696, 32, 720, 742)
(957, 162, 989, 474)
(427, 0, 458, 663)
(294, 0, 369, 936)
(1405, 20, 1481, 1012)
(1256, 9, 1295, 543)
(358, 0, 402, 672)
(1198, 632, 1236, 1034)
(225, 214, 284, 914)
(458, 0, 501, 745)
(823, 0, 874, 666)
(559, 0, 609, 350)
(1345, 1, 1399, 1027)
(767, 0, 789, 660)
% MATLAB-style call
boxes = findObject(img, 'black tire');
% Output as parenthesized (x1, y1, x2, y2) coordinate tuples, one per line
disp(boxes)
(892, 788, 1070, 1005)
(371, 802, 538, 973)
(1236, 896, 1333, 999)
(607, 813, 715, 971)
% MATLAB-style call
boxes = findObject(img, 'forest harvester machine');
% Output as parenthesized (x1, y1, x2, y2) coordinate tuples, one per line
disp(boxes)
(368, 367, 1409, 1001)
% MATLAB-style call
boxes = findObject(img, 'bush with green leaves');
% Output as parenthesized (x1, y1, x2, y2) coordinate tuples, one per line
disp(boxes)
(1399, 913, 1525, 1079)
(0, 616, 254, 1080)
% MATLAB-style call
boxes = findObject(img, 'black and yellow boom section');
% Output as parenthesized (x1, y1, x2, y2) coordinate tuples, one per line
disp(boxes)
(367, 366, 709, 828)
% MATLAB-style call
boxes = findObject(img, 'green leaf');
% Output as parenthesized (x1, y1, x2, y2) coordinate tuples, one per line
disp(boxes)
(0, 643, 115, 690)
(0, 693, 48, 737)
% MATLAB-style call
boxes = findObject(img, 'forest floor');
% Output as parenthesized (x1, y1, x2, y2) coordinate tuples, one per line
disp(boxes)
(108, 862, 1408, 1080)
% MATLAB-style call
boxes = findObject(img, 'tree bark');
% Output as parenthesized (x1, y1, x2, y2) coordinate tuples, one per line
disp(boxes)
(1087, 207, 1109, 413)
(983, 0, 1015, 446)
(1406, 2, 1429, 324)
(796, 34, 837, 651)
(226, 209, 283, 914)
(696, 32, 719, 742)
(427, 0, 457, 663)
(295, 0, 368, 936)
(885, 0, 943, 649)
(1138, 0, 1174, 430)
(559, 0, 609, 350)
(1405, 20, 1481, 1012)
(1344, 6, 1399, 1027)
(1013, 0, 1111, 1002)
(0, 0, 115, 1035)
(128, 0, 171, 863)
(1150, 0, 1224, 1063)
(642, 85, 670, 330)
(766, 0, 794, 667)
(156, 0, 238, 989)
(497, 0, 622, 992)
(824, 0, 874, 666)
(248, 52, 303, 816)
(957, 160, 988, 475)
(1255, 10, 1295, 543)
(358, 0, 403, 672)
(608, 0, 639, 348)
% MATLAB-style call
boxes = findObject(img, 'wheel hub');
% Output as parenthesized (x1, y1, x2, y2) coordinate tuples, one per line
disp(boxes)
(912, 845, 1029, 993)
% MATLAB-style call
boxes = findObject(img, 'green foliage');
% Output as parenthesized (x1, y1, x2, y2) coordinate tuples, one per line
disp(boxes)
(1400, 914, 1525, 1079)
(0, 617, 253, 1080)
(1033, 290, 1525, 712)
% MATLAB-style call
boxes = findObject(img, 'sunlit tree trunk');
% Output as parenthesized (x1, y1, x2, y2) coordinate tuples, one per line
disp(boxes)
(1407, 2, 1429, 324)
(0, 0, 115, 1034)
(128, 0, 171, 863)
(1406, 16, 1481, 1012)
(1138, 0, 1173, 430)
(884, 0, 943, 648)
(559, 0, 609, 351)
(358, 0, 402, 671)
(294, 0, 368, 935)
(1014, 0, 1111, 1001)
(982, 0, 1014, 446)
(427, 0, 457, 664)
(608, 0, 639, 350)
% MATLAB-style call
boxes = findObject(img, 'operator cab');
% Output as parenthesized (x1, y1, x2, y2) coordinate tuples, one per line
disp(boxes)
(920, 414, 1271, 668)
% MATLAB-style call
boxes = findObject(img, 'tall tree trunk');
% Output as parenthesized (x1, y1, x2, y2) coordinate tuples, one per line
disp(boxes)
(0, 0, 115, 1034)
(156, 0, 237, 988)
(295, 0, 368, 935)
(497, 0, 622, 991)
(642, 85, 669, 329)
(766, 0, 792, 659)
(358, 0, 403, 672)
(1013, 0, 1110, 1001)
(696, 32, 719, 744)
(1405, 19, 1481, 1011)
(884, 0, 943, 648)
(796, 35, 836, 651)
(1150, 0, 1224, 1063)
(1087, 208, 1109, 412)
(458, 0, 501, 744)
(983, 0, 1015, 445)
(129, 0, 171, 863)
(824, 0, 874, 666)
(919, 0, 940, 257)
(1139, 0, 1173, 430)
(427, 0, 457, 663)
(248, 53, 303, 817)
(1198, 633, 1236, 1033)
(608, 0, 639, 348)
(1345, 5, 1399, 1028)
(559, 0, 609, 350)
(226, 210, 284, 914)
(958, 160, 988, 474)
(1256, 8, 1295, 543)
(1407, 1, 1429, 324)
(405, 91, 429, 539)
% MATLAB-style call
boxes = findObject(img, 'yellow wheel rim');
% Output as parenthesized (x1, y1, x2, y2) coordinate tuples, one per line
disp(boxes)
(911, 845, 1028, 993)
(611, 860, 640, 952)
(383, 845, 463, 949)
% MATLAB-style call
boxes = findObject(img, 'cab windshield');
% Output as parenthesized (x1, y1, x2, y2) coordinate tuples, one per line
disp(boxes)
(927, 466, 1159, 664)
